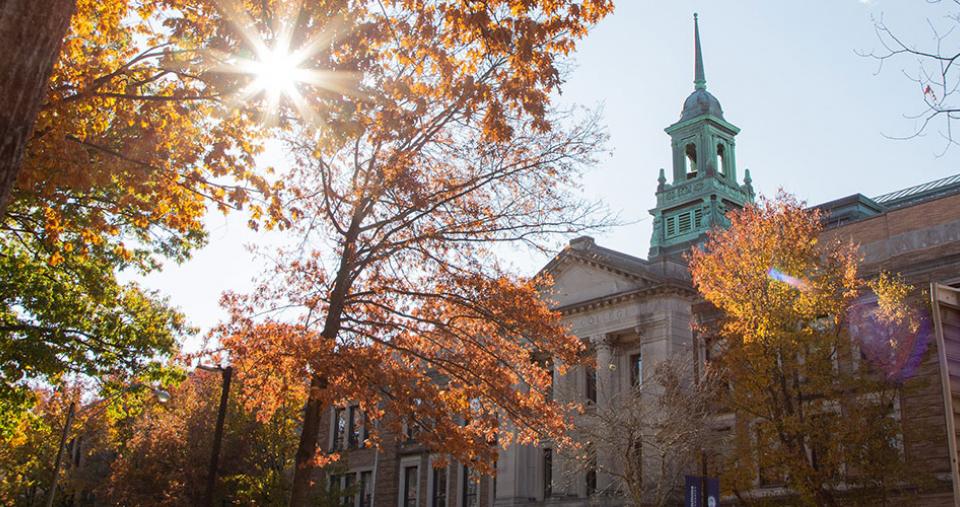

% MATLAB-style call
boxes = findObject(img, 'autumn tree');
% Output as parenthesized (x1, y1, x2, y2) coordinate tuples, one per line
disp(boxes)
(562, 355, 723, 507)
(206, 1, 615, 503)
(689, 194, 922, 506)
(101, 369, 304, 506)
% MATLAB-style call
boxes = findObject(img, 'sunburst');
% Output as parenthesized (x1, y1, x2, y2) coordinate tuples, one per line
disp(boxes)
(211, 0, 356, 125)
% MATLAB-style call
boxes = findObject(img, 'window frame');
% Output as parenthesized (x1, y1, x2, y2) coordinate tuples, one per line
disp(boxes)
(399, 458, 420, 507)
(460, 465, 479, 507)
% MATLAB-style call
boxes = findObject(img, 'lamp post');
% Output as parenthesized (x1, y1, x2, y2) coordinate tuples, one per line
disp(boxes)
(197, 364, 233, 507)
(46, 384, 169, 507)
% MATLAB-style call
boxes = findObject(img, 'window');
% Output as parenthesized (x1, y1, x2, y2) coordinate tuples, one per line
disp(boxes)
(333, 408, 347, 450)
(362, 411, 371, 443)
(630, 352, 642, 388)
(432, 467, 447, 507)
(343, 474, 356, 507)
(585, 467, 597, 496)
(330, 473, 364, 507)
(404, 420, 420, 442)
(665, 208, 704, 239)
(755, 424, 786, 486)
(585, 366, 597, 404)
(542, 448, 553, 499)
(348, 406, 361, 448)
(547, 364, 554, 400)
(685, 143, 698, 178)
(716, 143, 726, 176)
(461, 466, 479, 507)
(359, 471, 373, 507)
(403, 466, 419, 507)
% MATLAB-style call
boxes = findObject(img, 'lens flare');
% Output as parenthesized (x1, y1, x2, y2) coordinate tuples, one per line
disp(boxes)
(210, 0, 360, 125)
(767, 267, 809, 290)
(847, 299, 931, 382)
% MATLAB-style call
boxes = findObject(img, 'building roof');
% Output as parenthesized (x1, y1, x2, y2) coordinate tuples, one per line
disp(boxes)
(813, 171, 960, 228)
(872, 172, 960, 210)
(680, 13, 724, 122)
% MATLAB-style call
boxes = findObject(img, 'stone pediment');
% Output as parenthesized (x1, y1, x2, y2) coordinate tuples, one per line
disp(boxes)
(540, 237, 666, 308)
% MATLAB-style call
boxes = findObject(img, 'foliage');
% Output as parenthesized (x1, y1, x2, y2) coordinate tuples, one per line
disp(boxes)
(688, 193, 923, 506)
(0, 237, 187, 434)
(0, 389, 66, 506)
(101, 370, 302, 506)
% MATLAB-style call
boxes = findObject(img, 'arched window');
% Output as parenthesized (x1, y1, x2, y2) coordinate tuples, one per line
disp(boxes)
(717, 143, 726, 176)
(685, 143, 697, 178)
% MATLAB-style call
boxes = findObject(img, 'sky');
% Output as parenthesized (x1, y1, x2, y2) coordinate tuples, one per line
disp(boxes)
(135, 0, 960, 348)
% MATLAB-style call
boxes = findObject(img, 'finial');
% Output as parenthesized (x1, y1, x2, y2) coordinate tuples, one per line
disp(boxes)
(694, 13, 706, 91)
(657, 168, 667, 190)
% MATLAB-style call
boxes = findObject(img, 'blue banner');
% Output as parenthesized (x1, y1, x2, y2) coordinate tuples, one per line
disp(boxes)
(685, 475, 701, 507)
(685, 475, 719, 507)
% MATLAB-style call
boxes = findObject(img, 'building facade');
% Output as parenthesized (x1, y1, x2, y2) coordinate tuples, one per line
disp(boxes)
(322, 16, 960, 507)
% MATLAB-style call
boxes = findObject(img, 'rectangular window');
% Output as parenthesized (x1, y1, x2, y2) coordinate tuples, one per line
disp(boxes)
(432, 467, 447, 507)
(461, 466, 479, 507)
(694, 208, 703, 228)
(360, 471, 373, 507)
(585, 467, 597, 495)
(333, 408, 347, 450)
(343, 474, 356, 507)
(630, 352, 642, 388)
(666, 215, 677, 237)
(678, 212, 692, 233)
(543, 448, 553, 499)
(404, 466, 419, 507)
(405, 421, 420, 442)
(348, 406, 361, 448)
(547, 365, 554, 400)
(585, 366, 597, 404)
(362, 411, 371, 443)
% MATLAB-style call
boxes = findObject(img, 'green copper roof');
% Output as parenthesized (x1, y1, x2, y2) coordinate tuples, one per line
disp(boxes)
(680, 14, 723, 122)
(694, 13, 706, 91)
(872, 172, 960, 209)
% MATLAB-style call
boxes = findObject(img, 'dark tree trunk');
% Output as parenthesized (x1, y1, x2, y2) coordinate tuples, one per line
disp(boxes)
(0, 0, 75, 217)
(289, 374, 328, 506)
(289, 215, 364, 506)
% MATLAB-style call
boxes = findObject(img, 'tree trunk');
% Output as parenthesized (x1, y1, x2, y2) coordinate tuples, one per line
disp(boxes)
(0, 0, 75, 217)
(289, 211, 364, 506)
(289, 374, 328, 506)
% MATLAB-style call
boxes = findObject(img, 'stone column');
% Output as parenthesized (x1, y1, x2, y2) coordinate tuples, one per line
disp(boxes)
(550, 359, 571, 497)
(594, 334, 616, 493)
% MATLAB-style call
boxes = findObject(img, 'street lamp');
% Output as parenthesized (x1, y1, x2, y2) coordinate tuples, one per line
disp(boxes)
(46, 384, 170, 507)
(197, 364, 233, 507)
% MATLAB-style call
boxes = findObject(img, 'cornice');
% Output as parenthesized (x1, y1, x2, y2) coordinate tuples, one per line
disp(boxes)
(554, 282, 698, 316)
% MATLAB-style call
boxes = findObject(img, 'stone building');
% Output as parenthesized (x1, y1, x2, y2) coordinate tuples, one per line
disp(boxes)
(320, 16, 960, 507)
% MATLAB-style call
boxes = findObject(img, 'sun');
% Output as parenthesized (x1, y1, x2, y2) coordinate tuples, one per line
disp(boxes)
(211, 0, 356, 125)
(248, 45, 303, 99)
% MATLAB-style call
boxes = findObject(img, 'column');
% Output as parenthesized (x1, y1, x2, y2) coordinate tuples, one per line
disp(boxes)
(594, 334, 616, 493)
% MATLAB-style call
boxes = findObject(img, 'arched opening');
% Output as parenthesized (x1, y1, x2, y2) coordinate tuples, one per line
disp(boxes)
(717, 143, 726, 176)
(685, 143, 698, 178)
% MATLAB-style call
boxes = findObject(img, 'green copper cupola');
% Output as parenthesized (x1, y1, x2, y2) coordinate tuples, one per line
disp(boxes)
(649, 14, 755, 260)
